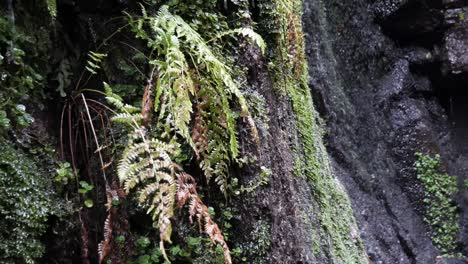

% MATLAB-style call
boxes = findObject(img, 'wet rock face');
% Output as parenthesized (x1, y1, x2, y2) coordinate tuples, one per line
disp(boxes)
(444, 26, 468, 73)
(303, 0, 468, 263)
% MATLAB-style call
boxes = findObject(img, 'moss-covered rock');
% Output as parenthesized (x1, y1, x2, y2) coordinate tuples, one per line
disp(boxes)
(257, 0, 367, 262)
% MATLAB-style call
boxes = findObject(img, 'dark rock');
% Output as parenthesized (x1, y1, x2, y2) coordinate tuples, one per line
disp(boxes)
(303, 0, 468, 262)
(444, 7, 468, 26)
(403, 47, 435, 65)
(374, 0, 409, 19)
(443, 0, 465, 8)
(443, 26, 468, 74)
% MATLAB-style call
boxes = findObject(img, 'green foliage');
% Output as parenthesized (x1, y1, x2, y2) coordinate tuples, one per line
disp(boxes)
(0, 138, 61, 263)
(54, 162, 75, 184)
(126, 5, 264, 195)
(0, 17, 45, 132)
(106, 82, 233, 263)
(137, 236, 152, 250)
(96, 5, 264, 263)
(106, 83, 178, 260)
(166, 0, 229, 40)
(84, 199, 94, 208)
(233, 219, 271, 264)
(131, 234, 227, 264)
(0, 110, 11, 129)
(212, 28, 266, 55)
(46, 0, 57, 18)
(78, 181, 94, 194)
(239, 166, 271, 194)
(414, 152, 460, 255)
(79, 181, 94, 208)
(14, 104, 35, 127)
(86, 51, 107, 75)
(257, 1, 367, 263)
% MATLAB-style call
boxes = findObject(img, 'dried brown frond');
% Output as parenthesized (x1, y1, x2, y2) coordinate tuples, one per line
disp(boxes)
(245, 115, 260, 146)
(141, 82, 155, 126)
(176, 172, 232, 264)
(98, 210, 114, 264)
(191, 105, 208, 159)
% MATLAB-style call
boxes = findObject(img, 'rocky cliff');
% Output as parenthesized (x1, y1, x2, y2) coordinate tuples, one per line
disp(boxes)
(303, 0, 468, 263)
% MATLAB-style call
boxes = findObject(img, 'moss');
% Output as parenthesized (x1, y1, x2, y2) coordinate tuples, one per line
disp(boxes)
(235, 219, 272, 264)
(258, 0, 367, 262)
(0, 138, 63, 263)
(414, 153, 461, 257)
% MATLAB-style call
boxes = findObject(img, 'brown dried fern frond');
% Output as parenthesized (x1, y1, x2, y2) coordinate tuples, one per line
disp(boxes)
(176, 172, 232, 264)
(191, 106, 208, 159)
(98, 210, 114, 264)
(98, 184, 122, 264)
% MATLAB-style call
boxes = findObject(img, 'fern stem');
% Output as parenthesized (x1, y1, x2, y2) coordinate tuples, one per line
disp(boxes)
(81, 94, 108, 184)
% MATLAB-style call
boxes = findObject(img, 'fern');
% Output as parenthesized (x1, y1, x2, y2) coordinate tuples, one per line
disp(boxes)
(86, 51, 107, 75)
(212, 27, 266, 54)
(105, 85, 175, 261)
(176, 172, 232, 264)
(105, 84, 231, 263)
(126, 5, 264, 194)
(103, 6, 264, 262)
(98, 211, 113, 264)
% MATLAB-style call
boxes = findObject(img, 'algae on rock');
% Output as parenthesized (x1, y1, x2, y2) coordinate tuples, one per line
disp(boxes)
(258, 0, 367, 262)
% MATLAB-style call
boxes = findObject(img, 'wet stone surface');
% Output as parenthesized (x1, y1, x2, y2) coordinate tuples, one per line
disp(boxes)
(303, 0, 468, 263)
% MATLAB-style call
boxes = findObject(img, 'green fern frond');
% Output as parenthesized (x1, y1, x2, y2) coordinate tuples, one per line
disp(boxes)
(104, 82, 127, 110)
(111, 112, 143, 125)
(46, 0, 57, 18)
(86, 51, 107, 75)
(213, 27, 266, 54)
(152, 6, 249, 116)
(155, 34, 196, 152)
(115, 131, 177, 260)
(139, 182, 160, 203)
(122, 104, 140, 113)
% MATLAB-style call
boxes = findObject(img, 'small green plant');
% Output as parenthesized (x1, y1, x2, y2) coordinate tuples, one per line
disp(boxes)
(13, 104, 34, 127)
(54, 162, 75, 184)
(239, 166, 271, 194)
(78, 181, 94, 194)
(115, 235, 126, 247)
(0, 110, 10, 129)
(46, 0, 57, 18)
(414, 152, 460, 255)
(131, 236, 203, 264)
(78, 181, 94, 208)
(136, 237, 152, 250)
(133, 236, 165, 264)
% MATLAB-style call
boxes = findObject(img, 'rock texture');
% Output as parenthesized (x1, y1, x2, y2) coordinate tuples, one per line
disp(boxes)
(303, 0, 468, 263)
